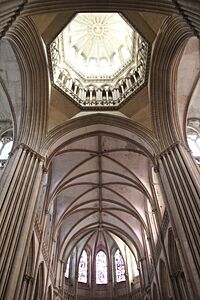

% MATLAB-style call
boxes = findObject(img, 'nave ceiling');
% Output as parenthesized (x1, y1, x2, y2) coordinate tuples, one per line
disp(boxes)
(1, 4, 199, 265)
(30, 8, 167, 262)
(44, 125, 158, 264)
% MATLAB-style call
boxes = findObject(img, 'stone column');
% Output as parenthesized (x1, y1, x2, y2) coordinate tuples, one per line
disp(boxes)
(0, 144, 44, 300)
(157, 142, 200, 299)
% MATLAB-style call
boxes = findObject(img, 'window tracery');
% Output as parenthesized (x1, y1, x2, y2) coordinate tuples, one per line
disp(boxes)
(96, 250, 108, 284)
(115, 249, 126, 282)
(78, 250, 87, 283)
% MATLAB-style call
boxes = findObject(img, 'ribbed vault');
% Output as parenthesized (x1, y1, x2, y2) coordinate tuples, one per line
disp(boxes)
(46, 122, 156, 265)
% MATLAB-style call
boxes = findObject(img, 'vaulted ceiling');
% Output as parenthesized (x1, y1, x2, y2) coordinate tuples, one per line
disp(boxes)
(1, 1, 198, 272)
(48, 128, 155, 262)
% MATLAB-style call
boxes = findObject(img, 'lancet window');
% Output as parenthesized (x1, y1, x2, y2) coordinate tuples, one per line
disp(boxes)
(65, 257, 70, 278)
(78, 250, 87, 283)
(187, 119, 200, 164)
(0, 135, 13, 168)
(96, 250, 108, 284)
(115, 249, 126, 282)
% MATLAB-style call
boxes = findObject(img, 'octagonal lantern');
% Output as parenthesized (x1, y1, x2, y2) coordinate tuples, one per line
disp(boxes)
(49, 12, 149, 109)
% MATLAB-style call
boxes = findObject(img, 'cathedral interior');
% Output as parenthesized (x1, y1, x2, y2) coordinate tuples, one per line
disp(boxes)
(0, 1, 200, 300)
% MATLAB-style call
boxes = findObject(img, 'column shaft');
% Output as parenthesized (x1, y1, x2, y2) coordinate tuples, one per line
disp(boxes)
(0, 145, 44, 300)
(158, 143, 200, 298)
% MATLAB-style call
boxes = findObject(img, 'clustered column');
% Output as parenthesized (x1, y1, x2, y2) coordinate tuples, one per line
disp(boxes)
(157, 142, 200, 299)
(0, 144, 45, 300)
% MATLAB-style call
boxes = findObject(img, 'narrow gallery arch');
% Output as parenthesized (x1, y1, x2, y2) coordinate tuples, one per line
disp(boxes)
(33, 263, 45, 300)
(152, 282, 159, 300)
(168, 229, 190, 300)
(159, 259, 172, 300)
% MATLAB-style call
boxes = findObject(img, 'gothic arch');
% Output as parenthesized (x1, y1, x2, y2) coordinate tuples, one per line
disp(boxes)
(47, 285, 53, 300)
(42, 115, 159, 299)
(5, 16, 48, 151)
(43, 113, 159, 160)
(0, 2, 200, 300)
(152, 282, 159, 300)
(78, 249, 88, 283)
(168, 229, 190, 300)
(33, 262, 45, 300)
(159, 259, 172, 300)
(150, 15, 194, 150)
(0, 41, 20, 144)
(19, 234, 36, 300)
(0, 78, 15, 177)
(0, 79, 16, 143)
(177, 37, 200, 145)
(113, 248, 126, 283)
(95, 250, 108, 284)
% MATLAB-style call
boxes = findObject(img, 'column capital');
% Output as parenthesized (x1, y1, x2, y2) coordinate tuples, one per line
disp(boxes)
(158, 141, 190, 158)
(11, 143, 45, 161)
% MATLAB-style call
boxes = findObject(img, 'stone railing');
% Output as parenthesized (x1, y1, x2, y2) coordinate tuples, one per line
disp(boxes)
(113, 289, 142, 300)
(63, 289, 142, 300)
(56, 70, 145, 108)
(50, 39, 149, 108)
(63, 291, 75, 300)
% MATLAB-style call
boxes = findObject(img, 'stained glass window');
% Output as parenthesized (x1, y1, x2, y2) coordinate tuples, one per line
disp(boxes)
(96, 250, 108, 284)
(64, 257, 70, 278)
(78, 250, 87, 283)
(0, 136, 13, 168)
(187, 119, 200, 165)
(187, 129, 200, 164)
(115, 249, 126, 282)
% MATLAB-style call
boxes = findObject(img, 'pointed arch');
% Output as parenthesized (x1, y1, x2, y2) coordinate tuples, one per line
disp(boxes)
(152, 282, 159, 300)
(19, 234, 36, 300)
(78, 250, 88, 283)
(6, 16, 48, 150)
(115, 249, 126, 282)
(33, 262, 45, 300)
(159, 259, 172, 300)
(96, 250, 108, 284)
(150, 15, 193, 150)
(65, 256, 70, 279)
(168, 228, 190, 300)
(47, 285, 53, 300)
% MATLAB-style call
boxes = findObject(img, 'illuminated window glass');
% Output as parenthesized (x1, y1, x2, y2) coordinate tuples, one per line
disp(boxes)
(115, 249, 126, 282)
(65, 257, 70, 278)
(0, 136, 13, 168)
(187, 126, 200, 164)
(78, 250, 87, 283)
(96, 250, 107, 284)
(49, 13, 149, 109)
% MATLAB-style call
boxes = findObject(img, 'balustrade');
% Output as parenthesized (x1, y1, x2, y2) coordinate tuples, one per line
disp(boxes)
(50, 39, 148, 107)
